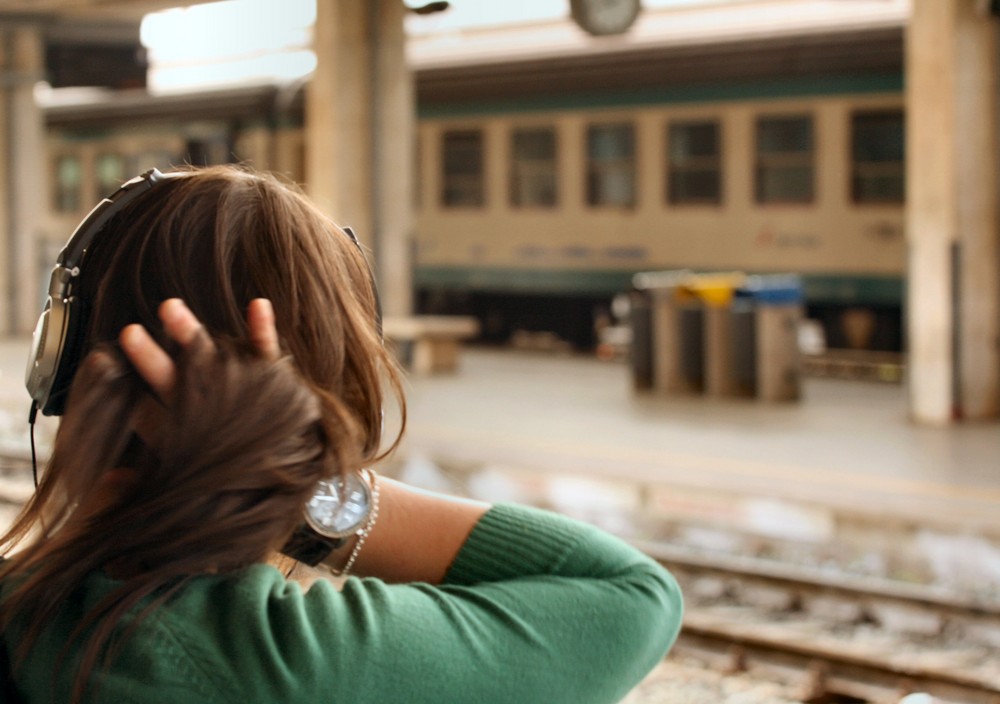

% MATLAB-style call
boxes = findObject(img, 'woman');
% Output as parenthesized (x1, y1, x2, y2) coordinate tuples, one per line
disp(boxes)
(0, 166, 682, 703)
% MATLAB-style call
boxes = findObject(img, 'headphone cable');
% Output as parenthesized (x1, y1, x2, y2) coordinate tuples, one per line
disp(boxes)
(28, 401, 38, 488)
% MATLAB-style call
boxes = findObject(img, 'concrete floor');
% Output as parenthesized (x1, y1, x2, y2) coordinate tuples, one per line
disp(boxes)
(395, 348, 1000, 531)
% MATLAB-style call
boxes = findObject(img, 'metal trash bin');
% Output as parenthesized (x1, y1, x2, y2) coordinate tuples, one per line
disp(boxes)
(742, 274, 804, 402)
(728, 296, 757, 397)
(634, 270, 703, 394)
(628, 291, 654, 391)
(681, 273, 746, 398)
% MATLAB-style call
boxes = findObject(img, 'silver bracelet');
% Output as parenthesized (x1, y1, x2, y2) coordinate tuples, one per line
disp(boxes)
(330, 468, 379, 577)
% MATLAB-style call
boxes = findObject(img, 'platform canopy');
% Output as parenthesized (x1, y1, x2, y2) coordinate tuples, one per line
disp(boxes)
(0, 0, 209, 19)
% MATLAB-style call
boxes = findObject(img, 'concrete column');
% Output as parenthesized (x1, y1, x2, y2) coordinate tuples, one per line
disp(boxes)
(0, 26, 45, 335)
(371, 0, 413, 317)
(0, 35, 8, 336)
(906, 0, 1000, 423)
(955, 6, 1000, 419)
(307, 0, 371, 233)
(307, 0, 413, 316)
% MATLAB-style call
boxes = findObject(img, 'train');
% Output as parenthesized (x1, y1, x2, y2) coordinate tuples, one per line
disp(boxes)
(42, 7, 906, 352)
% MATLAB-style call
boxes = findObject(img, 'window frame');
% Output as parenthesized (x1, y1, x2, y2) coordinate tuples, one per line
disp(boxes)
(440, 128, 486, 209)
(52, 153, 83, 214)
(509, 126, 559, 209)
(585, 122, 636, 209)
(94, 152, 127, 201)
(754, 114, 815, 205)
(666, 119, 722, 206)
(850, 108, 905, 206)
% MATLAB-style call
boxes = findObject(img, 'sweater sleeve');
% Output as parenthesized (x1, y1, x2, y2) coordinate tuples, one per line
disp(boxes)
(163, 503, 683, 704)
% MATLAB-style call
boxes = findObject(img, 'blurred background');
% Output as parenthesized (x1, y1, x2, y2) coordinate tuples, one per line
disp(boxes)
(1, 1, 999, 701)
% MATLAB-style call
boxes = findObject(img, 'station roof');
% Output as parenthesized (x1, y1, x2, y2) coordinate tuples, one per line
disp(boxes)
(0, 0, 218, 89)
(409, 0, 908, 106)
(0, 0, 210, 22)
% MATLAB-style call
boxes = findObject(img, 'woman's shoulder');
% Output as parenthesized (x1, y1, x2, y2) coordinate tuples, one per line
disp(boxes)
(164, 563, 322, 615)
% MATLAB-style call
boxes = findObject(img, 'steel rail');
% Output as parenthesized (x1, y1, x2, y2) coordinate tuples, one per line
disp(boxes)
(677, 612, 1000, 704)
(634, 539, 1000, 616)
(636, 540, 1000, 703)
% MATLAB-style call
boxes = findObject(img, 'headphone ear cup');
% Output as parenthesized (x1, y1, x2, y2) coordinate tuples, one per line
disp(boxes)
(44, 296, 90, 416)
(25, 300, 55, 402)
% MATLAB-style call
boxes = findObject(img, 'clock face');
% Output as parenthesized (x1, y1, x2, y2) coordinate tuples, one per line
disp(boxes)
(571, 0, 641, 36)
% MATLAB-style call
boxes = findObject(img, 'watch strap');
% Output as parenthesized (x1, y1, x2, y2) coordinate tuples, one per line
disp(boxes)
(281, 525, 349, 567)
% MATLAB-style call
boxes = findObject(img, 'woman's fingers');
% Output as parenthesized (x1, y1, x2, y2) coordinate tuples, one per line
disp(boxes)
(119, 298, 278, 401)
(119, 299, 207, 401)
(247, 298, 280, 360)
(120, 323, 176, 401)
(160, 298, 206, 348)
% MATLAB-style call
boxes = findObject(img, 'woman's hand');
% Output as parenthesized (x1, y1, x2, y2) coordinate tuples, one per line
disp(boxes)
(119, 298, 280, 400)
(115, 298, 491, 585)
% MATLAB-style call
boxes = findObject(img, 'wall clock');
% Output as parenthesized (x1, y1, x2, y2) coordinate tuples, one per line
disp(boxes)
(570, 0, 642, 36)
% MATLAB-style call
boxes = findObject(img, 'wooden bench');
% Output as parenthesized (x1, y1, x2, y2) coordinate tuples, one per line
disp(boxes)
(382, 315, 480, 374)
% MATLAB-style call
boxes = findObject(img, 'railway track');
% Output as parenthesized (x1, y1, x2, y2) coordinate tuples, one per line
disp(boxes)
(637, 540, 1000, 703)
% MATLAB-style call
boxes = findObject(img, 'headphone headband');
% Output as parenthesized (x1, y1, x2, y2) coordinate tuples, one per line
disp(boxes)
(25, 168, 380, 417)
(25, 169, 185, 416)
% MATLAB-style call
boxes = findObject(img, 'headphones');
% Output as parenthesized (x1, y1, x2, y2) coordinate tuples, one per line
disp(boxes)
(24, 167, 386, 565)
(26, 169, 187, 417)
(25, 167, 381, 418)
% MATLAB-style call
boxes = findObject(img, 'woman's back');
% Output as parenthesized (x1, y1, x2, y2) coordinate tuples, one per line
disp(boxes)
(6, 505, 680, 703)
(0, 166, 683, 703)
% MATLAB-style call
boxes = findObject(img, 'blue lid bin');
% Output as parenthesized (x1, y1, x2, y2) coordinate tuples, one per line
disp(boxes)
(737, 274, 804, 306)
(738, 274, 803, 402)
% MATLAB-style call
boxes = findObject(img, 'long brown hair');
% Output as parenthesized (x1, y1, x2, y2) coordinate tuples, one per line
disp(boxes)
(0, 165, 406, 701)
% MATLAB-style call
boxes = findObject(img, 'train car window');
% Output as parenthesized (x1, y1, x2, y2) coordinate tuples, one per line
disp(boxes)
(755, 116, 814, 204)
(185, 136, 233, 166)
(510, 127, 557, 208)
(129, 150, 178, 176)
(851, 110, 904, 204)
(667, 121, 721, 205)
(53, 155, 82, 213)
(95, 153, 126, 200)
(441, 130, 485, 207)
(587, 123, 635, 207)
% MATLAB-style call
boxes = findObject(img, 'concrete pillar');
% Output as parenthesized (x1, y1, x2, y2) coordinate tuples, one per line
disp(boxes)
(906, 0, 1000, 423)
(0, 25, 45, 336)
(306, 0, 413, 317)
(0, 36, 8, 336)
(955, 6, 1000, 420)
(371, 0, 413, 317)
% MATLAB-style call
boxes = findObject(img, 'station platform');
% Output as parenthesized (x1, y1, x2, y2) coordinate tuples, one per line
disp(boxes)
(2, 337, 999, 596)
(390, 347, 1000, 597)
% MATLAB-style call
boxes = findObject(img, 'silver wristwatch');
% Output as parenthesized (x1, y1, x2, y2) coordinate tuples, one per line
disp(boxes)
(281, 471, 373, 567)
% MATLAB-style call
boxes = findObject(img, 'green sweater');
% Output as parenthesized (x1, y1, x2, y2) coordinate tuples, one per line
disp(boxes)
(3, 503, 683, 703)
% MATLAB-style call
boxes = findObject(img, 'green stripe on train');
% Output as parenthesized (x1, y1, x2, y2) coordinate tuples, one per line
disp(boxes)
(418, 74, 904, 119)
(414, 266, 903, 305)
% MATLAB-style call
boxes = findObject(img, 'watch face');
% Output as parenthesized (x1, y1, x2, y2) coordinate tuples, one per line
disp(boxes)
(304, 472, 371, 538)
(571, 0, 641, 36)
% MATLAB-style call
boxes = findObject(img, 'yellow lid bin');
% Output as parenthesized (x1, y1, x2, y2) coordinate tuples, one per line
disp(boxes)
(677, 272, 747, 307)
